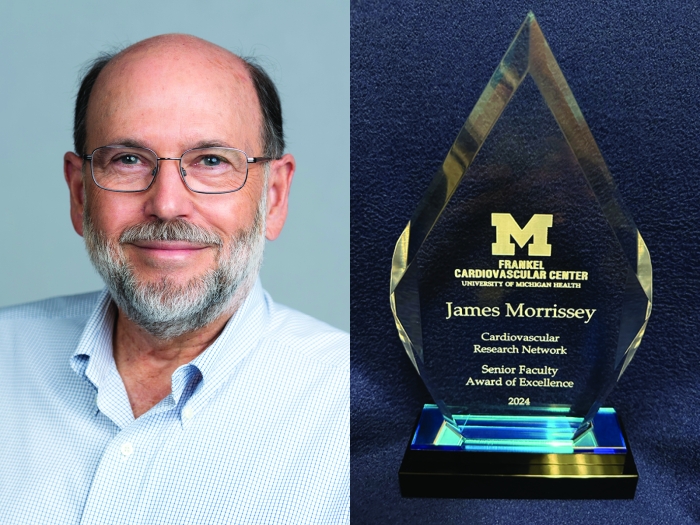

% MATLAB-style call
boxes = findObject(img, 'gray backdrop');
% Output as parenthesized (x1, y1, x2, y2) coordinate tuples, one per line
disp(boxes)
(0, 0, 348, 331)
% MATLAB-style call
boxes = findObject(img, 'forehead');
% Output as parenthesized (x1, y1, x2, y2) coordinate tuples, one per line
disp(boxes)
(86, 39, 262, 152)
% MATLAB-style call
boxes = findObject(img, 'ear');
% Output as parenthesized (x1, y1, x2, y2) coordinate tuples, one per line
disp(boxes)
(264, 153, 295, 241)
(64, 151, 86, 237)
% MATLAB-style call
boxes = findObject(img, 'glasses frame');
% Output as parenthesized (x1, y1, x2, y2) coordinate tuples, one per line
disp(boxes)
(82, 145, 276, 194)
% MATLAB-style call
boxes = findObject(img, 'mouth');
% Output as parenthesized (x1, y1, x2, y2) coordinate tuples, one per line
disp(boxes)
(130, 240, 211, 251)
(127, 240, 214, 261)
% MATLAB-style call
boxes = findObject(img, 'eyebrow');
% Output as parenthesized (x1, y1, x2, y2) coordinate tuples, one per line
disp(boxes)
(189, 140, 232, 149)
(105, 139, 235, 151)
(106, 139, 147, 149)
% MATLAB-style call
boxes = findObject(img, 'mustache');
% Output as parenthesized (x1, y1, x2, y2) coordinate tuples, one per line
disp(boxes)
(119, 219, 223, 247)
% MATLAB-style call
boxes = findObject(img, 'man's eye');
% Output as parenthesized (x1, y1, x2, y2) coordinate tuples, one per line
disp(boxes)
(201, 156, 223, 167)
(118, 154, 140, 165)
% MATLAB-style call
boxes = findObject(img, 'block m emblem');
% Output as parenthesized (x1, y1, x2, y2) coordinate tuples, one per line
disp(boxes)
(491, 213, 552, 256)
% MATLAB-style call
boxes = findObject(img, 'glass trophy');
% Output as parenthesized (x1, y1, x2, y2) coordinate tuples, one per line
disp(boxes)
(390, 12, 652, 499)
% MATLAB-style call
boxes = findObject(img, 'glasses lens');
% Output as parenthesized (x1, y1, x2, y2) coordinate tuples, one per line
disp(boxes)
(181, 148, 248, 193)
(91, 146, 156, 191)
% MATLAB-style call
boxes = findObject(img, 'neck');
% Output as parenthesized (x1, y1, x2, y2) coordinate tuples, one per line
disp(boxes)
(112, 293, 245, 419)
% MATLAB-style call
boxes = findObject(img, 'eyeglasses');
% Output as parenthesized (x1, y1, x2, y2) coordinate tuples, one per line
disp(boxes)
(82, 145, 275, 194)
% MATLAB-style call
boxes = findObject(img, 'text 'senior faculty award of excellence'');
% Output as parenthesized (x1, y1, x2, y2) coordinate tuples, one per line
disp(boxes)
(390, 12, 652, 499)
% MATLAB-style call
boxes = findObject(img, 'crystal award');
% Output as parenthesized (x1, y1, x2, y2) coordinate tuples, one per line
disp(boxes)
(390, 12, 652, 499)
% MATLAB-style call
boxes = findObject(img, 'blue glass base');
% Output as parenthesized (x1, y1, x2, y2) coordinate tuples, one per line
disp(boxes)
(413, 404, 627, 454)
(399, 404, 638, 499)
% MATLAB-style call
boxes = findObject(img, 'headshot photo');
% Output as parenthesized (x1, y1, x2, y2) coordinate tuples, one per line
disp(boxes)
(0, 1, 348, 523)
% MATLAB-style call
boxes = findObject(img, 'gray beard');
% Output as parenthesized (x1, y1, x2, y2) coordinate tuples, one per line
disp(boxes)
(83, 200, 266, 341)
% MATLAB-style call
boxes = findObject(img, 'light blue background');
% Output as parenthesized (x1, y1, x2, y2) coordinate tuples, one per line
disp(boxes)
(0, 0, 349, 331)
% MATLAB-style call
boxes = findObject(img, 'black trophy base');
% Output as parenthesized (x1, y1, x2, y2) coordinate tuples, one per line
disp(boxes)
(399, 405, 638, 499)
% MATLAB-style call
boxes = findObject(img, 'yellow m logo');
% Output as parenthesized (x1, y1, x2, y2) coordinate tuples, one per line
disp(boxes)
(491, 213, 553, 256)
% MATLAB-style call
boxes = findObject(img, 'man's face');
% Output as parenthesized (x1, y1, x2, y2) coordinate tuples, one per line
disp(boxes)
(65, 38, 286, 339)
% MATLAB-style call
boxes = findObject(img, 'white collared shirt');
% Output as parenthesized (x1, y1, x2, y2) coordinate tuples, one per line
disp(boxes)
(0, 281, 349, 524)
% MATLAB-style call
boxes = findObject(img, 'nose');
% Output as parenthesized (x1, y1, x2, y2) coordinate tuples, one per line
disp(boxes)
(143, 158, 194, 221)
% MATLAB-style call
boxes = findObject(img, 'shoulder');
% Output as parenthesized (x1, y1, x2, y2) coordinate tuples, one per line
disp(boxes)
(0, 291, 103, 322)
(0, 291, 104, 377)
(262, 293, 349, 371)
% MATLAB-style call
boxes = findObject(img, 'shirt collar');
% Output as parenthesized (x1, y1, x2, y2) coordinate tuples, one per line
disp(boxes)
(70, 279, 269, 425)
(70, 288, 116, 388)
(180, 279, 269, 405)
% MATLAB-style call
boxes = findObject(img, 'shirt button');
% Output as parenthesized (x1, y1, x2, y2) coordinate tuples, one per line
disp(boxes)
(121, 442, 134, 456)
(182, 407, 194, 420)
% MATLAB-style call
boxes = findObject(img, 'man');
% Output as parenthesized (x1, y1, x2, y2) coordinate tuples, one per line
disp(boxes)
(0, 34, 348, 524)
